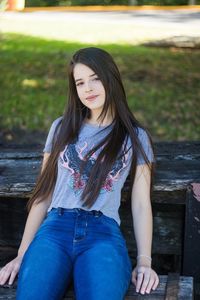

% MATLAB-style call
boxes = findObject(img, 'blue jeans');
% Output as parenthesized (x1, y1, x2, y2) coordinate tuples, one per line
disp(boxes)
(16, 207, 132, 300)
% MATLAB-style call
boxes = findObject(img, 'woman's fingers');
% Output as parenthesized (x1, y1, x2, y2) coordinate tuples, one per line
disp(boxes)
(0, 265, 10, 285)
(8, 268, 18, 285)
(136, 268, 144, 293)
(9, 258, 22, 285)
(132, 266, 159, 295)
(137, 267, 151, 294)
(152, 272, 160, 290)
(0, 256, 22, 286)
(145, 274, 156, 294)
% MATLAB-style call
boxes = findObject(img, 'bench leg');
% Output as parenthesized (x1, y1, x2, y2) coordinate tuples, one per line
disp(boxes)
(183, 183, 200, 282)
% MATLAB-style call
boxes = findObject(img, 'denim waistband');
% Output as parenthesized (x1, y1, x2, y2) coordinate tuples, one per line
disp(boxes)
(51, 207, 103, 217)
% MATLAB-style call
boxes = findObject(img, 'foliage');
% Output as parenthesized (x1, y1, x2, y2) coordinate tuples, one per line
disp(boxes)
(0, 33, 200, 141)
(0, 0, 8, 11)
(25, 0, 60, 7)
(25, 0, 200, 6)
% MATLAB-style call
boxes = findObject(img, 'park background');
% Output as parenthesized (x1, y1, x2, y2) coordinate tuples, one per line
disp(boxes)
(0, 0, 200, 144)
(0, 2, 200, 299)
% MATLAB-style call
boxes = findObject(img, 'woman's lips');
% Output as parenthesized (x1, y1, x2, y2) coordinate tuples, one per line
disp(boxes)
(86, 95, 98, 101)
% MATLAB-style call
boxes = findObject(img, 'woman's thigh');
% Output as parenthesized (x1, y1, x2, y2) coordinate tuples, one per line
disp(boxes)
(73, 218, 132, 300)
(16, 231, 73, 300)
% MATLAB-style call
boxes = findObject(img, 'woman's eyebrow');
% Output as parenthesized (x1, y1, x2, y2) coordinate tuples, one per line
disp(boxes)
(75, 73, 96, 83)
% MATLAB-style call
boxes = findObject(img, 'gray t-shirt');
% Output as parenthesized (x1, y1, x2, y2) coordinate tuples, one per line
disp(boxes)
(43, 116, 154, 225)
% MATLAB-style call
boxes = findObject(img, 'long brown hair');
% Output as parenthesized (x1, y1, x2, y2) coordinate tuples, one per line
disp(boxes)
(27, 47, 155, 211)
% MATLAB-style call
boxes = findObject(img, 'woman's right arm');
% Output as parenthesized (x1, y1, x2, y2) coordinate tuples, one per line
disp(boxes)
(0, 152, 52, 286)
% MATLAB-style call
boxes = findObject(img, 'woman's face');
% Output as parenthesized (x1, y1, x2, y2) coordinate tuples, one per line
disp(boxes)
(73, 63, 106, 115)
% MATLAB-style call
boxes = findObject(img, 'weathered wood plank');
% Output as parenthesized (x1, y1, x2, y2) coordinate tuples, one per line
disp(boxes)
(178, 276, 194, 300)
(0, 141, 199, 158)
(121, 206, 183, 256)
(0, 142, 200, 198)
(0, 198, 183, 257)
(165, 272, 180, 299)
(0, 274, 194, 300)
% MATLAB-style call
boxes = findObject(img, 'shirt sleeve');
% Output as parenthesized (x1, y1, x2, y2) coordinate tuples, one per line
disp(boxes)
(43, 116, 63, 153)
(137, 127, 155, 165)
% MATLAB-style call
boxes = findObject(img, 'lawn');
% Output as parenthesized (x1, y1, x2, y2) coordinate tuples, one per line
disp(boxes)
(0, 33, 200, 141)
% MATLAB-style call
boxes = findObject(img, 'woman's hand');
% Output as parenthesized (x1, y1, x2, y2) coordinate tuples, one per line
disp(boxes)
(131, 264, 159, 295)
(0, 255, 23, 286)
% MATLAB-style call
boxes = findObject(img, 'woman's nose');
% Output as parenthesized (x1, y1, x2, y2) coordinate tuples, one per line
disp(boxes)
(85, 81, 93, 92)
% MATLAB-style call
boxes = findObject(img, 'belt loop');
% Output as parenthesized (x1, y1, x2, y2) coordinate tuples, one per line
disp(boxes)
(58, 207, 63, 216)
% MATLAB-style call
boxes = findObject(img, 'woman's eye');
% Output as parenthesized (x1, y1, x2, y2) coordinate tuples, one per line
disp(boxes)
(76, 78, 99, 86)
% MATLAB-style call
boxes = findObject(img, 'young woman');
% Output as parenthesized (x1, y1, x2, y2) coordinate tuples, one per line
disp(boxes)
(0, 47, 159, 299)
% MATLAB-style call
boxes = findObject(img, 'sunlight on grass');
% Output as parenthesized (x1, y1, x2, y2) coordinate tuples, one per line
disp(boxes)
(22, 79, 39, 88)
(0, 33, 200, 141)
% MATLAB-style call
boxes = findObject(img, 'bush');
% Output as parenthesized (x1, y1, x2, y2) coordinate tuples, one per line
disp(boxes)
(136, 0, 190, 4)
(26, 0, 60, 7)
(25, 0, 200, 6)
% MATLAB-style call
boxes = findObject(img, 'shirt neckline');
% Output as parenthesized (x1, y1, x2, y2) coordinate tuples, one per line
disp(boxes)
(83, 120, 115, 129)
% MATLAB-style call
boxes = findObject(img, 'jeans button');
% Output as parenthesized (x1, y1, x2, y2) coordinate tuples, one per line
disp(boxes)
(94, 210, 101, 217)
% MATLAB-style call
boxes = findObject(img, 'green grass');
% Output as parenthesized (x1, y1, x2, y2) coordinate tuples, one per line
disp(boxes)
(1, 33, 200, 141)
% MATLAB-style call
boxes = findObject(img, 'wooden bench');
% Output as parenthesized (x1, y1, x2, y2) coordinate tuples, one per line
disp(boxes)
(0, 141, 199, 298)
(0, 273, 194, 299)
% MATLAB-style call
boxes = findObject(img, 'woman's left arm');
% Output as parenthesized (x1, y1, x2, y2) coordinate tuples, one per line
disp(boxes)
(131, 163, 159, 295)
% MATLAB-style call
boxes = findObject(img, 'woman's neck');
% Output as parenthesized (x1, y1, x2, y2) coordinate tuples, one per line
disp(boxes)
(85, 110, 115, 126)
(84, 116, 114, 126)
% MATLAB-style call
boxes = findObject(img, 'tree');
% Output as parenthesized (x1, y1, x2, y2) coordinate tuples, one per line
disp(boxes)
(189, 0, 196, 4)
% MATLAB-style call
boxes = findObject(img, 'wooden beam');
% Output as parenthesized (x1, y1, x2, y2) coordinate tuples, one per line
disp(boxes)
(0, 274, 194, 299)
(183, 183, 200, 282)
(164, 273, 180, 299)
